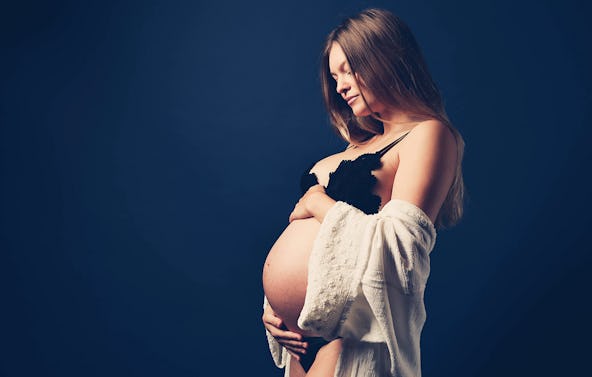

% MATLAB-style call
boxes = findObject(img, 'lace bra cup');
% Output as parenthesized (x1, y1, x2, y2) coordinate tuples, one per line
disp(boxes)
(300, 131, 411, 215)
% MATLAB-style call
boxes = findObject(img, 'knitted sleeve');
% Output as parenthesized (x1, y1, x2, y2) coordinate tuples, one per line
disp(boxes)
(297, 199, 437, 376)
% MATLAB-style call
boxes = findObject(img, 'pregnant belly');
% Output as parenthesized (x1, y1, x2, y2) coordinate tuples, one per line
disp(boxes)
(262, 217, 321, 336)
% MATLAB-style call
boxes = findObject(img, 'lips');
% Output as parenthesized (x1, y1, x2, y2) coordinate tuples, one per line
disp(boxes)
(346, 95, 358, 106)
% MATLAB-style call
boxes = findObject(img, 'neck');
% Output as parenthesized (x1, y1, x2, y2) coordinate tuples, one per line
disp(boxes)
(379, 109, 423, 134)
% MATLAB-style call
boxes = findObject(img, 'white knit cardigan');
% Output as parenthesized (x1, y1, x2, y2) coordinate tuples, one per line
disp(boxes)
(264, 199, 437, 377)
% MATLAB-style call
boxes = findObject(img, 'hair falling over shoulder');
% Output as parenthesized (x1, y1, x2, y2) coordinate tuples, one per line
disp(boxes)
(320, 8, 465, 229)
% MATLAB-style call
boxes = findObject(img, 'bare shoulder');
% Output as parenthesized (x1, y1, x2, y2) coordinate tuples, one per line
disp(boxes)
(402, 119, 457, 157)
(397, 119, 458, 171)
(391, 119, 458, 223)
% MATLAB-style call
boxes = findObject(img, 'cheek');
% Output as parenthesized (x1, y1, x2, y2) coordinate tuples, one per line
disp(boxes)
(357, 82, 373, 101)
(360, 92, 385, 114)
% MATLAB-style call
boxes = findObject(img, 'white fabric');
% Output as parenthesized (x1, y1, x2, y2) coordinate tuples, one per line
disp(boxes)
(264, 199, 437, 377)
(263, 295, 290, 370)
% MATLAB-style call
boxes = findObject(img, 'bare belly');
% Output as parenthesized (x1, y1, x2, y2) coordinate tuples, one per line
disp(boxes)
(262, 217, 321, 336)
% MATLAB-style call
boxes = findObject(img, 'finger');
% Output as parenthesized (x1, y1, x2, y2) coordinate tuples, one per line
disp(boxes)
(263, 311, 285, 328)
(285, 345, 306, 357)
(286, 350, 301, 361)
(262, 313, 283, 328)
(279, 339, 308, 349)
(276, 329, 303, 341)
(282, 343, 307, 355)
(263, 322, 299, 340)
(271, 328, 303, 341)
(263, 323, 283, 337)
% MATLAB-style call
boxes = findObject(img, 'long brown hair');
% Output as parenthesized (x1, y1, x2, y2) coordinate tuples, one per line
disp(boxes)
(320, 8, 465, 229)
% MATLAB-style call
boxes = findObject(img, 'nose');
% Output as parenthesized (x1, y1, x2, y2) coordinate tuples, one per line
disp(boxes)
(335, 75, 350, 95)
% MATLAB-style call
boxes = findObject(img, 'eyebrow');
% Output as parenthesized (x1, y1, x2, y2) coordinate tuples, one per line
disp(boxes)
(329, 61, 347, 76)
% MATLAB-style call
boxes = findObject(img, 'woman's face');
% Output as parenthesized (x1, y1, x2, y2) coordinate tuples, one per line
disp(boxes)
(328, 42, 384, 117)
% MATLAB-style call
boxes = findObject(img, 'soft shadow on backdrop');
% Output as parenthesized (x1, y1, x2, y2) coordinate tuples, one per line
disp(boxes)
(1, 0, 590, 376)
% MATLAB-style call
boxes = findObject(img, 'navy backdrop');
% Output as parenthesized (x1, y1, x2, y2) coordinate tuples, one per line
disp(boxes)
(1, 0, 590, 376)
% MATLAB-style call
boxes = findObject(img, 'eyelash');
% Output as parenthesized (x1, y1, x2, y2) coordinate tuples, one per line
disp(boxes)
(332, 71, 353, 81)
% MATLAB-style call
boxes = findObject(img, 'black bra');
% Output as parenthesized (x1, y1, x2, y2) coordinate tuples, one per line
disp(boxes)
(300, 131, 410, 215)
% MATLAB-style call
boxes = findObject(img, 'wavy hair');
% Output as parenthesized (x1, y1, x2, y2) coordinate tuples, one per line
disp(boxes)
(320, 8, 465, 229)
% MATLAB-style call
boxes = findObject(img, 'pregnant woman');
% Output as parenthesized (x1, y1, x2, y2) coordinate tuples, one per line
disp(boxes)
(262, 8, 465, 377)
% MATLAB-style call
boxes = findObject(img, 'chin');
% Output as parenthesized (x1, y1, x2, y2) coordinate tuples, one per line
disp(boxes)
(352, 107, 373, 117)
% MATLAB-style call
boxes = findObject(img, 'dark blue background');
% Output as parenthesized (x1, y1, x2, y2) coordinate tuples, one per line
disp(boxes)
(1, 0, 590, 376)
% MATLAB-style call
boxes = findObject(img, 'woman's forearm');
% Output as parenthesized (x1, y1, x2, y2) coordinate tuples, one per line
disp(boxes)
(305, 191, 337, 223)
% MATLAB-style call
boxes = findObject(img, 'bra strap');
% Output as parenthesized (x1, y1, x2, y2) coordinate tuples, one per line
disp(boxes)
(377, 131, 411, 156)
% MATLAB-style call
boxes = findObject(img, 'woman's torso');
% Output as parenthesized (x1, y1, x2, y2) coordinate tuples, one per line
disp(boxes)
(262, 130, 410, 335)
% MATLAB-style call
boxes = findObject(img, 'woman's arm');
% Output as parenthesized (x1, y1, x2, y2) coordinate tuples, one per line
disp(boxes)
(289, 184, 336, 223)
(390, 120, 458, 223)
(289, 120, 457, 225)
(294, 121, 458, 374)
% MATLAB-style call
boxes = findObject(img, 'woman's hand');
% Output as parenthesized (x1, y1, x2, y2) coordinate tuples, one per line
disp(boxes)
(262, 304, 308, 361)
(289, 184, 334, 223)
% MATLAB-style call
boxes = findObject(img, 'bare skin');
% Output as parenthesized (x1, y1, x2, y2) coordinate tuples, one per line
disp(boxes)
(289, 340, 342, 377)
(262, 41, 458, 376)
